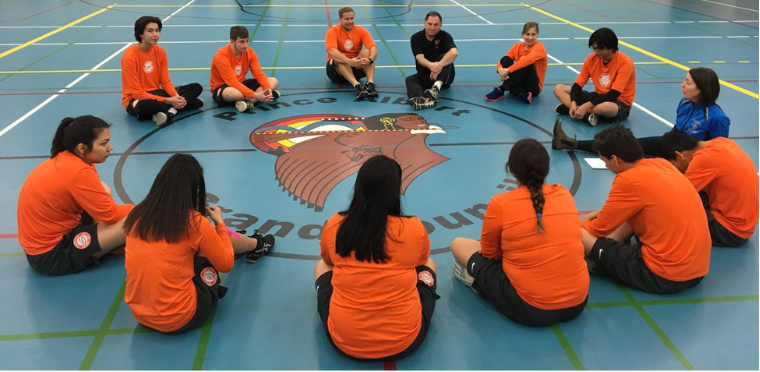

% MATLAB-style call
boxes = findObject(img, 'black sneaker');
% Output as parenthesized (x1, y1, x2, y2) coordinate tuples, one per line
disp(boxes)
(555, 104, 570, 115)
(354, 83, 367, 101)
(364, 81, 378, 97)
(271, 89, 280, 100)
(246, 229, 275, 263)
(423, 86, 439, 101)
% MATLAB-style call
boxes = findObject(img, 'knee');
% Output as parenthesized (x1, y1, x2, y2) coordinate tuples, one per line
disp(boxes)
(269, 77, 279, 89)
(424, 257, 437, 273)
(553, 84, 568, 97)
(499, 56, 514, 68)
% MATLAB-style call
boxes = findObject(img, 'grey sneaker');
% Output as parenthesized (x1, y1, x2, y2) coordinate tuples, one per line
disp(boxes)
(555, 103, 570, 115)
(453, 260, 474, 287)
(423, 86, 439, 101)
(152, 112, 168, 126)
(354, 83, 367, 101)
(409, 96, 436, 110)
(585, 113, 598, 127)
(246, 230, 275, 264)
(552, 119, 576, 150)
(363, 82, 378, 97)
(235, 100, 254, 113)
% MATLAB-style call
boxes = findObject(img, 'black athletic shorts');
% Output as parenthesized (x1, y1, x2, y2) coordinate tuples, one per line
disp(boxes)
(588, 237, 704, 294)
(26, 212, 102, 276)
(212, 78, 262, 106)
(326, 60, 366, 84)
(163, 256, 227, 335)
(315, 265, 437, 361)
(577, 90, 631, 123)
(700, 191, 748, 247)
(467, 253, 587, 327)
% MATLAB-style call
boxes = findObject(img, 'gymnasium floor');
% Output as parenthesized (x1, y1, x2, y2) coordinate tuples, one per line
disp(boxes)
(0, 0, 758, 369)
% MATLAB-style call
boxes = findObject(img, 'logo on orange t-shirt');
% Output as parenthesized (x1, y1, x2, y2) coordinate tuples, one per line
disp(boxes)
(200, 267, 218, 286)
(418, 270, 435, 286)
(599, 72, 611, 88)
(235, 64, 242, 75)
(344, 39, 353, 51)
(73, 232, 91, 249)
(143, 61, 154, 74)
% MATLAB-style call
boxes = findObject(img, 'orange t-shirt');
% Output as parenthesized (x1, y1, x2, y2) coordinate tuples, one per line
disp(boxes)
(209, 44, 271, 100)
(120, 44, 178, 108)
(575, 51, 636, 106)
(17, 151, 134, 255)
(498, 41, 548, 92)
(480, 184, 589, 310)
(686, 138, 759, 239)
(320, 214, 429, 359)
(583, 158, 711, 281)
(324, 25, 376, 62)
(125, 212, 234, 333)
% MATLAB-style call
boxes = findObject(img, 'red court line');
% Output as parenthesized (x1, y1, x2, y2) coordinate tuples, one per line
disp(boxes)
(324, 0, 332, 27)
(383, 361, 397, 370)
(18, 0, 76, 22)
(0, 234, 18, 239)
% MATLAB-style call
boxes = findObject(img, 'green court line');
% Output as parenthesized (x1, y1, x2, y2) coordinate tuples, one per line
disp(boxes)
(551, 324, 585, 370)
(360, 0, 406, 80)
(269, 0, 293, 78)
(0, 252, 25, 257)
(587, 294, 759, 308)
(0, 330, 97, 341)
(247, 0, 271, 41)
(79, 281, 126, 370)
(380, 2, 410, 39)
(617, 286, 695, 370)
(191, 312, 217, 370)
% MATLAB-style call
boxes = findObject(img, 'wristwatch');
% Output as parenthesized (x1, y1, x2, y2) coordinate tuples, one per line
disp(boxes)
(368, 58, 374, 64)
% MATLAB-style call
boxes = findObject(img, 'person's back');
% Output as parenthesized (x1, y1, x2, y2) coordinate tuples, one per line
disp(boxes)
(320, 214, 427, 359)
(486, 184, 588, 309)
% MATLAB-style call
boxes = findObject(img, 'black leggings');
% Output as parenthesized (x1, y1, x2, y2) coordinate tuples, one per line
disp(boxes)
(405, 55, 455, 98)
(126, 83, 203, 121)
(499, 56, 540, 96)
(576, 134, 667, 157)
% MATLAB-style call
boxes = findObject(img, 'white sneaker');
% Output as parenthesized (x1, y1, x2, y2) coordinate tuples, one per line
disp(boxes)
(586, 113, 598, 127)
(453, 260, 474, 287)
(410, 96, 436, 110)
(235, 100, 254, 113)
(152, 112, 168, 126)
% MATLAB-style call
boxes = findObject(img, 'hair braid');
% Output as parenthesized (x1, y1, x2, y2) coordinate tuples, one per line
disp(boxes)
(526, 169, 546, 234)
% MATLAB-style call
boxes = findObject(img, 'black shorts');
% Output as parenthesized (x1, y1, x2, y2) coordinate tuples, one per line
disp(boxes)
(577, 90, 631, 123)
(326, 60, 366, 84)
(588, 238, 704, 294)
(467, 253, 586, 327)
(26, 212, 102, 276)
(700, 191, 748, 247)
(315, 265, 437, 361)
(212, 79, 262, 106)
(163, 256, 227, 335)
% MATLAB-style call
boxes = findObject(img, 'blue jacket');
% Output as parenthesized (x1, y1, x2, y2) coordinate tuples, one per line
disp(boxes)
(674, 98, 730, 140)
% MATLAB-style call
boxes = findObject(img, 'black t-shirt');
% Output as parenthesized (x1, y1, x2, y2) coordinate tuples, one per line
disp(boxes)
(410, 29, 456, 75)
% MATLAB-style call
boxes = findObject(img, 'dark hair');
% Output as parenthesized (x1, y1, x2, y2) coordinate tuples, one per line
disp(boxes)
(589, 27, 618, 52)
(50, 115, 110, 158)
(593, 126, 644, 163)
(425, 11, 442, 22)
(230, 25, 249, 40)
(123, 154, 207, 243)
(507, 139, 549, 233)
(335, 155, 404, 263)
(134, 16, 162, 42)
(689, 67, 720, 106)
(660, 131, 699, 161)
(522, 21, 539, 35)
(338, 6, 354, 18)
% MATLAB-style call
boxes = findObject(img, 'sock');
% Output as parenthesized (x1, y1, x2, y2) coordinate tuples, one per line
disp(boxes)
(433, 81, 442, 90)
(367, 80, 373, 84)
(168, 107, 178, 115)
(354, 82, 361, 89)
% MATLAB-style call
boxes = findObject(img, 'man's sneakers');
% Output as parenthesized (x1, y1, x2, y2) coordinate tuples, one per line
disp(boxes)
(152, 112, 168, 126)
(354, 83, 368, 101)
(584, 113, 598, 127)
(484, 87, 505, 102)
(235, 99, 255, 113)
(246, 229, 276, 264)
(408, 96, 436, 110)
(551, 119, 577, 151)
(423, 86, 439, 101)
(517, 91, 532, 104)
(363, 82, 378, 97)
(555, 103, 570, 115)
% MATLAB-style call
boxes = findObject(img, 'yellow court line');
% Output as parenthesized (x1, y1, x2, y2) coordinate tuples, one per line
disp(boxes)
(0, 62, 675, 75)
(112, 4, 524, 7)
(526, 5, 759, 99)
(0, 5, 114, 60)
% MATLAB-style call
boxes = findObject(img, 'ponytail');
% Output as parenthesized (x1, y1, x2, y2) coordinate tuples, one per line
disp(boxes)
(507, 138, 550, 234)
(49, 115, 110, 158)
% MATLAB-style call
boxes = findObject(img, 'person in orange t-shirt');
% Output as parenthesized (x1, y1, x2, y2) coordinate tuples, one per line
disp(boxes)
(661, 131, 758, 247)
(554, 28, 636, 126)
(121, 16, 204, 126)
(314, 155, 437, 360)
(484, 22, 547, 105)
(210, 26, 280, 113)
(450, 139, 588, 327)
(582, 126, 711, 294)
(17, 116, 134, 275)
(325, 7, 378, 101)
(124, 154, 275, 334)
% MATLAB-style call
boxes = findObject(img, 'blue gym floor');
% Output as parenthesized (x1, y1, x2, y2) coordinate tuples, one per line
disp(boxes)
(0, 0, 758, 370)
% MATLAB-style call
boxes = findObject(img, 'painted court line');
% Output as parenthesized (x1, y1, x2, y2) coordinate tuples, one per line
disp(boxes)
(697, 0, 758, 12)
(551, 325, 584, 370)
(527, 4, 760, 100)
(79, 282, 127, 370)
(449, 0, 494, 24)
(0, 5, 114, 60)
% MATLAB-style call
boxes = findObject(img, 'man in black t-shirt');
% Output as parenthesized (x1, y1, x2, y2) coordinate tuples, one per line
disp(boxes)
(406, 11, 458, 110)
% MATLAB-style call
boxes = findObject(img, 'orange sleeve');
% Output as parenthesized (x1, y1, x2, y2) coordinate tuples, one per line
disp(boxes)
(479, 197, 503, 259)
(121, 48, 167, 103)
(325, 27, 338, 53)
(583, 175, 641, 237)
(507, 43, 546, 74)
(359, 27, 376, 50)
(684, 151, 717, 192)
(214, 50, 255, 99)
(319, 217, 337, 266)
(415, 218, 431, 266)
(610, 57, 634, 94)
(68, 167, 133, 224)
(574, 54, 593, 87)
(195, 218, 234, 273)
(247, 48, 271, 91)
(157, 47, 178, 97)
